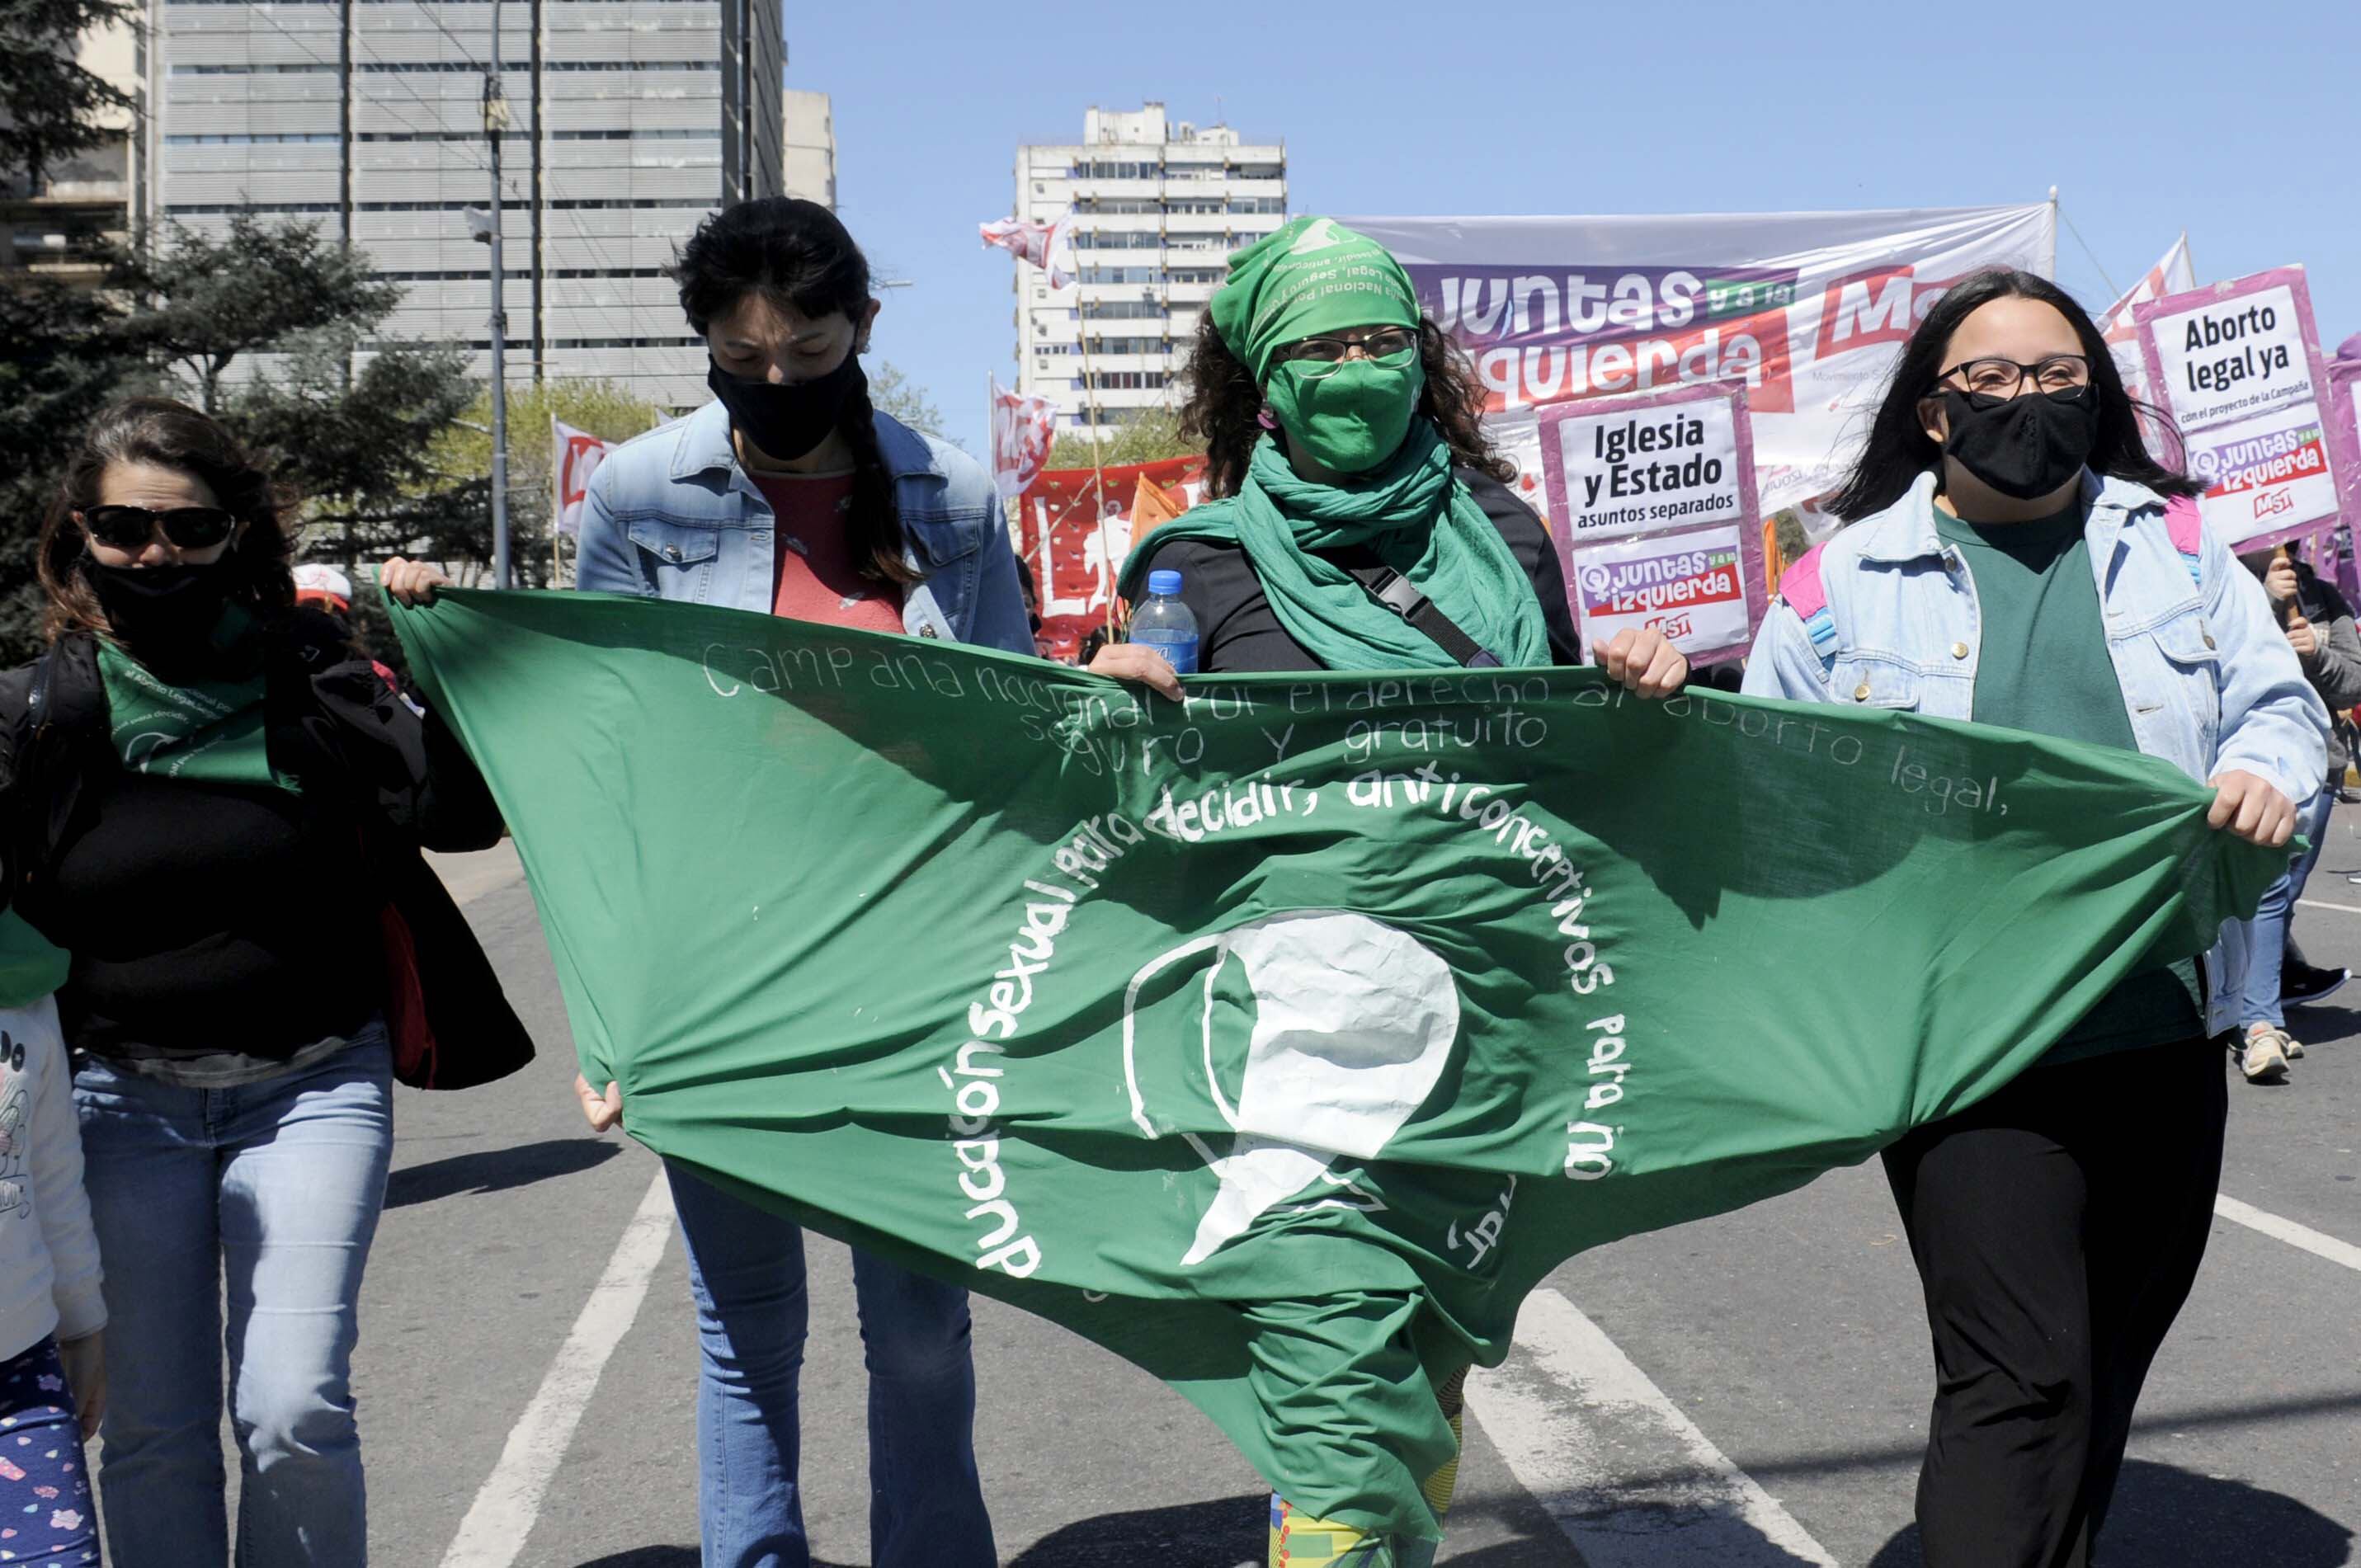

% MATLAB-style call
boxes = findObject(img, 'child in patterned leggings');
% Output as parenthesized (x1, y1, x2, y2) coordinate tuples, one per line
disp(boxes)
(0, 918, 106, 1563)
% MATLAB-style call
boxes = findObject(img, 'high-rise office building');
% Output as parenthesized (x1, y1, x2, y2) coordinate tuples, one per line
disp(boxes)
(782, 87, 833, 207)
(1013, 101, 1285, 431)
(149, 0, 785, 407)
(2, 16, 146, 290)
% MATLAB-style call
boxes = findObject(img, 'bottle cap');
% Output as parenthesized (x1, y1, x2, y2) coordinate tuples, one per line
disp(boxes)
(1147, 569, 1183, 596)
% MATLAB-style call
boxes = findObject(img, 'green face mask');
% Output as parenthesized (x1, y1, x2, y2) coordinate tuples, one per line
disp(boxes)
(1265, 351, 1426, 477)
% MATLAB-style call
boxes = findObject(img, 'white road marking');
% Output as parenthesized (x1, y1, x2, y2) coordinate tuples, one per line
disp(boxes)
(439, 1165, 676, 1567)
(1466, 1287, 1838, 1567)
(2294, 898, 2361, 916)
(2214, 1193, 2361, 1274)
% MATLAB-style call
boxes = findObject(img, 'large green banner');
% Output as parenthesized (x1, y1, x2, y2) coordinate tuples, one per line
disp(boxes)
(392, 591, 2275, 1540)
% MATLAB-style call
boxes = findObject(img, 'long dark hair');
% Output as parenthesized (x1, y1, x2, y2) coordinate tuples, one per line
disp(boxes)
(672, 197, 916, 586)
(1180, 316, 1515, 500)
(39, 398, 297, 645)
(1826, 267, 2198, 522)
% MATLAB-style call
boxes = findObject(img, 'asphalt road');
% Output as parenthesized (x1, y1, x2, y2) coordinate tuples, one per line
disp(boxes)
(335, 813, 2359, 1568)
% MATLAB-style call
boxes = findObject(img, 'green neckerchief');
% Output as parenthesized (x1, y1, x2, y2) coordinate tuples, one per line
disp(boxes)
(0, 911, 68, 1009)
(92, 610, 300, 793)
(1120, 422, 1551, 671)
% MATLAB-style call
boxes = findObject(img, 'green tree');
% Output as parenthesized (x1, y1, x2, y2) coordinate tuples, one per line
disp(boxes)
(117, 214, 403, 413)
(0, 0, 135, 192)
(0, 272, 152, 657)
(869, 360, 949, 440)
(422, 379, 662, 590)
(1044, 404, 1197, 471)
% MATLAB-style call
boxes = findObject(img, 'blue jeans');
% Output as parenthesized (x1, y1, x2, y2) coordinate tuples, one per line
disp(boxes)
(2225, 787, 2335, 1030)
(666, 1163, 994, 1568)
(73, 1030, 393, 1568)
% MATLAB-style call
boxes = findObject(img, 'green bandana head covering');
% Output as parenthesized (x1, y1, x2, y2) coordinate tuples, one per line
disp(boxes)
(1211, 216, 1422, 383)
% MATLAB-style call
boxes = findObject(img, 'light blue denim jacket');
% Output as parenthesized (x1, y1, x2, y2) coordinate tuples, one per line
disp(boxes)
(573, 398, 1036, 655)
(1741, 469, 2328, 1038)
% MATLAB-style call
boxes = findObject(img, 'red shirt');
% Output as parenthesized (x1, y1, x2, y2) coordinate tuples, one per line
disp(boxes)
(751, 472, 906, 633)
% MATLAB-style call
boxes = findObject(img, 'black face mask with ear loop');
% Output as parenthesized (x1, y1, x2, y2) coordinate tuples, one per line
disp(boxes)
(708, 351, 867, 464)
(1939, 384, 2101, 501)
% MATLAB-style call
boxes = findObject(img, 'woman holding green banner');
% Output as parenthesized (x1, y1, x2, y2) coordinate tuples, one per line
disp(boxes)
(1744, 270, 2326, 1568)
(1103, 215, 1689, 1567)
(0, 398, 513, 1566)
(560, 197, 1023, 1568)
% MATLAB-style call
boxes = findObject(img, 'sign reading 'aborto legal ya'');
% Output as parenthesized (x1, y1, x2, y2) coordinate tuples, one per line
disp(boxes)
(2135, 266, 2361, 551)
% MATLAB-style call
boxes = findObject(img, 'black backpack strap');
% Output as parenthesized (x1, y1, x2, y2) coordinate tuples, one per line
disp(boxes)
(1355, 566, 1503, 668)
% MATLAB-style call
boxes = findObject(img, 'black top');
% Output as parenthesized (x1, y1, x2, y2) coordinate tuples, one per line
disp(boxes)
(0, 613, 507, 1068)
(1135, 469, 1584, 674)
(47, 768, 385, 1058)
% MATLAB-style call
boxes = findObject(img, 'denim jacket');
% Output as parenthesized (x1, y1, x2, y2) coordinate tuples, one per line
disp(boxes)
(1742, 469, 2328, 1038)
(573, 398, 1036, 656)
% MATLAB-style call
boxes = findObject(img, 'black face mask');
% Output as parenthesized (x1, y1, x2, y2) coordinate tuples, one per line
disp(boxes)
(83, 558, 238, 663)
(708, 352, 865, 464)
(1939, 384, 2100, 501)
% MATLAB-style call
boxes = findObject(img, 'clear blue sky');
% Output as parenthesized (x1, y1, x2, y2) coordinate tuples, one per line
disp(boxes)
(789, 0, 2359, 459)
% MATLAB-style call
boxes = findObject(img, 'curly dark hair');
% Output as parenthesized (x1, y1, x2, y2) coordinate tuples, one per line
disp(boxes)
(39, 397, 298, 646)
(1180, 316, 1516, 499)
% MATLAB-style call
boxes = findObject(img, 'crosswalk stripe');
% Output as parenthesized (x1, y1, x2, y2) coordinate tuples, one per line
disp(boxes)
(439, 1165, 676, 1567)
(2215, 1193, 2361, 1274)
(1466, 1287, 1838, 1566)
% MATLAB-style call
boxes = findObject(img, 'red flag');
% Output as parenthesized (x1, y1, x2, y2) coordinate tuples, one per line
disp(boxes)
(552, 418, 614, 538)
(988, 377, 1058, 501)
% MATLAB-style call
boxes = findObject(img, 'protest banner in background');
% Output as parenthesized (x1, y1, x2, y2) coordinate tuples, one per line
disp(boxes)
(1538, 383, 1767, 664)
(2136, 266, 2359, 552)
(988, 377, 1058, 501)
(392, 588, 2283, 1543)
(550, 419, 613, 538)
(1011, 455, 1204, 660)
(1345, 204, 2057, 517)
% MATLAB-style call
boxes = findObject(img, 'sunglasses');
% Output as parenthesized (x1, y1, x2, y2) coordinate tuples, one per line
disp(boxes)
(78, 504, 239, 552)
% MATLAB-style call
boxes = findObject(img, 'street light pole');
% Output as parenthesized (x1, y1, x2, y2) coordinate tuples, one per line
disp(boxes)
(483, 0, 512, 589)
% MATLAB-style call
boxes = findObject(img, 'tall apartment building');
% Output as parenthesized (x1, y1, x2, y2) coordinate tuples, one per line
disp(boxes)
(149, 0, 785, 407)
(2, 16, 146, 289)
(1013, 102, 1285, 431)
(782, 87, 833, 207)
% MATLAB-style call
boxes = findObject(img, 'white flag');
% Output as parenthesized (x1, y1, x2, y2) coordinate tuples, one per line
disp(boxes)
(552, 418, 614, 538)
(2103, 234, 2196, 403)
(981, 215, 1071, 290)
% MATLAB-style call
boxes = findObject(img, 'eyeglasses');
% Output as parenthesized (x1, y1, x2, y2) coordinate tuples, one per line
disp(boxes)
(1271, 327, 1419, 379)
(78, 504, 238, 552)
(1935, 355, 2093, 398)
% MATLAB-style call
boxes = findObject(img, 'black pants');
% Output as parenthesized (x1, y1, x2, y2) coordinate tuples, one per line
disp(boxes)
(1881, 1036, 2227, 1568)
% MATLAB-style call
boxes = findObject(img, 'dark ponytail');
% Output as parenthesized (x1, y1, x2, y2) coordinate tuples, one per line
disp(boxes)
(1826, 267, 2199, 523)
(673, 197, 917, 586)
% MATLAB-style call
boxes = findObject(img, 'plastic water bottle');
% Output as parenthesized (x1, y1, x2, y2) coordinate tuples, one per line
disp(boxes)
(1127, 568, 1199, 675)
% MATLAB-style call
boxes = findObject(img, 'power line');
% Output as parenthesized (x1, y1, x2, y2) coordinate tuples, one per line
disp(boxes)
(224, 1, 442, 149)
(408, 0, 486, 71)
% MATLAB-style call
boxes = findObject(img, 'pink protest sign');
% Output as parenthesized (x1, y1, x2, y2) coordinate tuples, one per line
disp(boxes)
(2134, 266, 2357, 553)
(1537, 381, 1766, 666)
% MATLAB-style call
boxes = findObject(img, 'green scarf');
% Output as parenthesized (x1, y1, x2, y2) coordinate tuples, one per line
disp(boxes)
(1211, 216, 1422, 382)
(0, 912, 68, 1009)
(1121, 422, 1553, 671)
(92, 613, 298, 793)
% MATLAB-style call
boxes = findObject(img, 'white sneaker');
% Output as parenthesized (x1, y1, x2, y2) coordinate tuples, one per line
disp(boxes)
(2284, 1033, 2307, 1059)
(2240, 1029, 2293, 1083)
